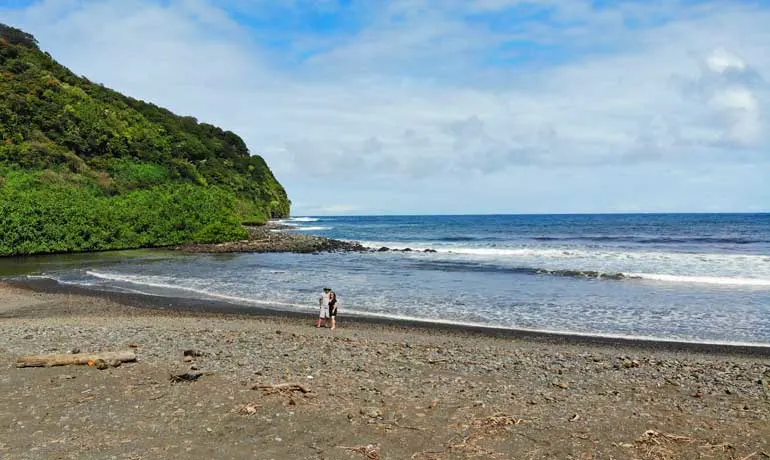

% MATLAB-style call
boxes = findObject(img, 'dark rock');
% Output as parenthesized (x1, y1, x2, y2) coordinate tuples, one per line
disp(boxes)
(170, 372, 204, 383)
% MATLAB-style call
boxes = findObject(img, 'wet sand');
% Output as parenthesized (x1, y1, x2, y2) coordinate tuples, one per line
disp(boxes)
(1, 280, 769, 459)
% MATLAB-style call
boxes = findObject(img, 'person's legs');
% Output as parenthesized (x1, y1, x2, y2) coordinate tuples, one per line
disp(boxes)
(329, 304, 337, 329)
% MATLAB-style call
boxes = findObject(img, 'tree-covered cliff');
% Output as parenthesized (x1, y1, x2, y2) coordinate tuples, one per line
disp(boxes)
(0, 24, 290, 256)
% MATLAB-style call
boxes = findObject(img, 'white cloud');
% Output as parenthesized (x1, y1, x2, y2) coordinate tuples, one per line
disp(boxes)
(318, 204, 361, 214)
(707, 47, 747, 74)
(2, 0, 769, 213)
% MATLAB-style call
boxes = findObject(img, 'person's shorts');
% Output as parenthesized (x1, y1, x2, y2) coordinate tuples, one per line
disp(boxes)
(319, 306, 329, 319)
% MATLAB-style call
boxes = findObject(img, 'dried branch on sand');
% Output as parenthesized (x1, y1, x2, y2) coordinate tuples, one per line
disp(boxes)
(252, 383, 312, 394)
(411, 413, 526, 459)
(338, 443, 381, 459)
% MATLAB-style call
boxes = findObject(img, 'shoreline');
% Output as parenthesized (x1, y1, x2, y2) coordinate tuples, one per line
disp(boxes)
(2, 279, 769, 459)
(8, 277, 770, 358)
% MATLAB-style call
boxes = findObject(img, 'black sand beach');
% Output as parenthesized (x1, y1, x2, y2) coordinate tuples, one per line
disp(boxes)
(2, 279, 769, 459)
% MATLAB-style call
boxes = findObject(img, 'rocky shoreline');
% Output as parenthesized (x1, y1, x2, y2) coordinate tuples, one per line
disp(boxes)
(175, 221, 438, 254)
(176, 222, 368, 254)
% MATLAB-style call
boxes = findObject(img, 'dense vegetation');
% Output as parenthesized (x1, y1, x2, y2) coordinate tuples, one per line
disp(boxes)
(0, 24, 290, 256)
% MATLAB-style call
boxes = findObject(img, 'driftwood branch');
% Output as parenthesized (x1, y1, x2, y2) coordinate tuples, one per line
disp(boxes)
(16, 351, 136, 368)
(253, 383, 311, 394)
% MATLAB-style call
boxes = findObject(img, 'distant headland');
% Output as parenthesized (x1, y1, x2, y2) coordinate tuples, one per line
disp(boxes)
(0, 23, 290, 257)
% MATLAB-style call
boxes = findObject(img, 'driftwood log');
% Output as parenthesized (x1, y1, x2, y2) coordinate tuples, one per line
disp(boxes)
(16, 351, 137, 368)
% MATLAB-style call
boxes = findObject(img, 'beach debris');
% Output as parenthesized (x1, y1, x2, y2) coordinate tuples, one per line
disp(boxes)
(89, 359, 108, 370)
(760, 373, 770, 400)
(232, 403, 260, 415)
(613, 442, 635, 448)
(253, 382, 312, 394)
(635, 429, 695, 459)
(15, 350, 136, 368)
(360, 407, 382, 419)
(413, 413, 524, 459)
(127, 342, 139, 348)
(624, 359, 641, 368)
(169, 371, 204, 383)
(472, 413, 525, 431)
(569, 414, 581, 422)
(182, 349, 205, 357)
(637, 430, 695, 444)
(552, 379, 570, 389)
(338, 443, 381, 459)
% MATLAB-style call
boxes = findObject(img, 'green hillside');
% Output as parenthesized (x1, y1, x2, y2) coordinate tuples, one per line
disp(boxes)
(0, 24, 290, 256)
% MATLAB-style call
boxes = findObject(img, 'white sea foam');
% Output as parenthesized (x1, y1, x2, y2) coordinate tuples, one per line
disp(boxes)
(629, 273, 770, 287)
(287, 217, 319, 222)
(85, 271, 310, 310)
(289, 226, 332, 231)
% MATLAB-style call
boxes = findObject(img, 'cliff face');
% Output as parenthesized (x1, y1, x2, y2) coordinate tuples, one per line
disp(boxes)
(0, 24, 290, 256)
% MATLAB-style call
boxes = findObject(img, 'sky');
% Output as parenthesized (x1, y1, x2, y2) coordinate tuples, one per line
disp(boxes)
(2, 0, 769, 215)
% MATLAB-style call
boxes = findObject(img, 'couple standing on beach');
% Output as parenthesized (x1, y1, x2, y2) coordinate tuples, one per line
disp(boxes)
(316, 287, 339, 329)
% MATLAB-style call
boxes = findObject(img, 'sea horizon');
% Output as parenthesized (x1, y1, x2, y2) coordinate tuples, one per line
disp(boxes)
(288, 211, 769, 218)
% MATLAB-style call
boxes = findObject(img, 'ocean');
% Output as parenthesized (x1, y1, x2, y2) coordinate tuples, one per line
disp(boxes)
(4, 213, 770, 346)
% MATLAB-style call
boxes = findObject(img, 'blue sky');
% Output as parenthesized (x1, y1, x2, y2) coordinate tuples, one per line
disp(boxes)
(2, 0, 769, 215)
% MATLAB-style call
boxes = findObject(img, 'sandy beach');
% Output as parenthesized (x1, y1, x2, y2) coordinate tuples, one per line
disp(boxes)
(1, 280, 769, 460)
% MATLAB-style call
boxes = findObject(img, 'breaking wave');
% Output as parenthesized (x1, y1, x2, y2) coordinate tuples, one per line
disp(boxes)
(363, 241, 770, 288)
(288, 226, 332, 231)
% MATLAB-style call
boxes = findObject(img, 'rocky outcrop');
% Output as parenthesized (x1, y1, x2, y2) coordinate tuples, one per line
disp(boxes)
(176, 223, 446, 254)
(176, 223, 368, 254)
